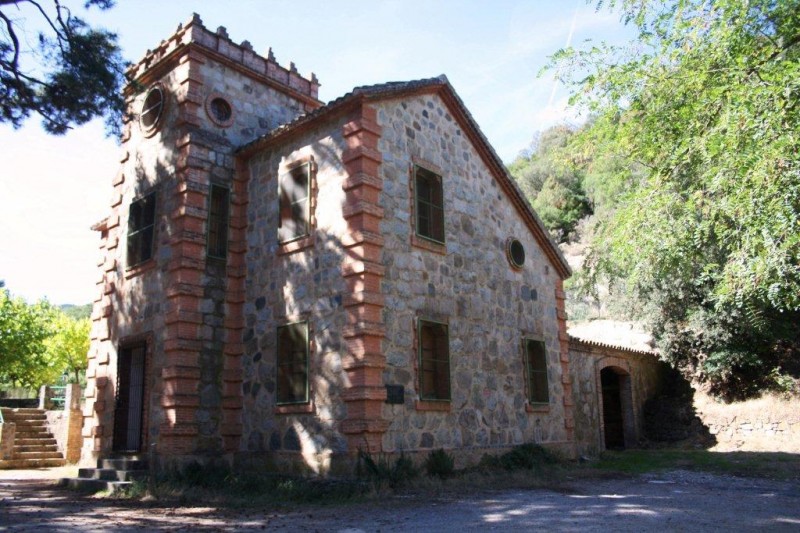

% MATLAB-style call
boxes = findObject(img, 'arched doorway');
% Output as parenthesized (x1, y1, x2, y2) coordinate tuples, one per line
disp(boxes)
(601, 367, 625, 449)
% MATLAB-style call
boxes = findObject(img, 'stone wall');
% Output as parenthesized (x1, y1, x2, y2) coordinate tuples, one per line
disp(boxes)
(569, 338, 665, 457)
(375, 94, 572, 457)
(241, 112, 353, 473)
(694, 393, 800, 452)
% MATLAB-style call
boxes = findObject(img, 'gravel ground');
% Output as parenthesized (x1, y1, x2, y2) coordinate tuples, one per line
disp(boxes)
(1, 469, 799, 531)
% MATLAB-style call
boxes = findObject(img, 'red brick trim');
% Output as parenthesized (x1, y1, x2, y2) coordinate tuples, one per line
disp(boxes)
(277, 235, 314, 255)
(411, 234, 447, 255)
(274, 402, 315, 415)
(415, 400, 451, 412)
(339, 103, 387, 454)
(526, 404, 550, 414)
(123, 258, 157, 279)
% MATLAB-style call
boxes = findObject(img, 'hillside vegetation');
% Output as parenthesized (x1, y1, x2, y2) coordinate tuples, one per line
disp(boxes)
(509, 0, 800, 400)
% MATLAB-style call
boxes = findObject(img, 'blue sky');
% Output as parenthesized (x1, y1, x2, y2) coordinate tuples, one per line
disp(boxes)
(0, 0, 632, 305)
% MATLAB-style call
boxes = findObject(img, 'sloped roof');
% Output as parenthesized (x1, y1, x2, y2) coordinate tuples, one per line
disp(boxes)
(569, 335, 657, 357)
(237, 76, 572, 279)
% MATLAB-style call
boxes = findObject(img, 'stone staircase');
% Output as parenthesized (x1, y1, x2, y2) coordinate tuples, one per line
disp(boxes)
(0, 408, 66, 469)
(60, 455, 148, 493)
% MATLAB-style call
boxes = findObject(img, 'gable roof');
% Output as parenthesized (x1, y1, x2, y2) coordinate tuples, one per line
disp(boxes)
(237, 76, 572, 279)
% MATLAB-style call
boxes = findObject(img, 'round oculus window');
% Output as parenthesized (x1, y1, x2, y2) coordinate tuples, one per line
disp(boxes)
(507, 238, 526, 268)
(210, 97, 232, 123)
(140, 86, 165, 130)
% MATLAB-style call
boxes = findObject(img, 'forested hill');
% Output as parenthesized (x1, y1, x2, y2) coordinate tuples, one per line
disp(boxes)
(509, 0, 800, 401)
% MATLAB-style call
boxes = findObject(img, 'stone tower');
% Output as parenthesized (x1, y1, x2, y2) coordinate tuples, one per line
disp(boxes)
(83, 14, 321, 465)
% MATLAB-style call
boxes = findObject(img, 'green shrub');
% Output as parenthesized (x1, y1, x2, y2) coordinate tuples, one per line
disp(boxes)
(499, 443, 555, 471)
(358, 450, 418, 490)
(424, 448, 455, 479)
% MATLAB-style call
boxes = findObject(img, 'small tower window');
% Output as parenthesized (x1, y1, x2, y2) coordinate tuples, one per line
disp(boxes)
(205, 93, 234, 127)
(210, 98, 232, 122)
(140, 86, 164, 131)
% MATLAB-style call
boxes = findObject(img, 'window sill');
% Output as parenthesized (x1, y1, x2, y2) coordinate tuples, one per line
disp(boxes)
(411, 234, 446, 255)
(415, 400, 451, 412)
(124, 258, 156, 279)
(274, 402, 314, 415)
(278, 235, 314, 256)
(526, 403, 550, 413)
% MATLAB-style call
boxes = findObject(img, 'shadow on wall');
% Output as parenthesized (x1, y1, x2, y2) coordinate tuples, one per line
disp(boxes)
(642, 366, 716, 448)
(241, 136, 357, 474)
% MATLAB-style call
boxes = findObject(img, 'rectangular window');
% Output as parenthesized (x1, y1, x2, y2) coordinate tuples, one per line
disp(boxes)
(207, 184, 229, 259)
(278, 163, 310, 243)
(276, 322, 309, 405)
(126, 192, 156, 267)
(418, 319, 450, 401)
(415, 166, 445, 243)
(524, 339, 549, 405)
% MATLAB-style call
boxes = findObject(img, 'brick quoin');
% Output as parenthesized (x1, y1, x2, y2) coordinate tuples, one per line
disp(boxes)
(340, 102, 389, 453)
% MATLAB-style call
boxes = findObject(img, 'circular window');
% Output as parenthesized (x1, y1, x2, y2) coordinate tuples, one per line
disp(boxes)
(205, 94, 234, 127)
(140, 86, 165, 131)
(507, 238, 526, 269)
(210, 98, 232, 122)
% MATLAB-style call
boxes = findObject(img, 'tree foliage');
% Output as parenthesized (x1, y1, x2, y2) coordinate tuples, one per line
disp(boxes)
(551, 0, 800, 398)
(0, 287, 90, 388)
(0, 287, 56, 387)
(0, 0, 126, 135)
(45, 312, 89, 383)
(508, 125, 592, 242)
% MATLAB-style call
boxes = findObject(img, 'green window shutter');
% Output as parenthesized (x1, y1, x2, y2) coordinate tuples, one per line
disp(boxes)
(415, 166, 445, 243)
(126, 191, 157, 267)
(525, 339, 549, 405)
(278, 163, 310, 243)
(276, 322, 309, 405)
(418, 320, 451, 401)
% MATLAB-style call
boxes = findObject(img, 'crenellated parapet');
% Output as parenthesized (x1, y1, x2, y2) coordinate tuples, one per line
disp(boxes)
(126, 13, 321, 106)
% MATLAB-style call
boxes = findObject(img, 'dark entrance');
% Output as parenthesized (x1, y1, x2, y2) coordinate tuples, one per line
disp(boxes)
(601, 367, 625, 449)
(113, 343, 146, 452)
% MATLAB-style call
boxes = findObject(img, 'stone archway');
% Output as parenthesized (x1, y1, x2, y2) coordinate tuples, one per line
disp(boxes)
(596, 359, 636, 450)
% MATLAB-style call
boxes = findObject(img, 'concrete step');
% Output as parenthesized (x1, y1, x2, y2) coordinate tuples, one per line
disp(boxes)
(58, 477, 133, 494)
(0, 457, 66, 469)
(12, 450, 64, 460)
(78, 468, 148, 482)
(12, 442, 58, 455)
(14, 431, 51, 439)
(99, 458, 148, 470)
(7, 419, 47, 425)
(1, 411, 47, 421)
(15, 438, 57, 446)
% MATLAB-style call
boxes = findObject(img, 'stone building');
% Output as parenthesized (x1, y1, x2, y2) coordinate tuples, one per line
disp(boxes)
(82, 14, 663, 473)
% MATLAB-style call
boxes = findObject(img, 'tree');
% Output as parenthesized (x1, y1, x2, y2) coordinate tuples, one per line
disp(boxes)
(0, 0, 127, 135)
(59, 303, 92, 320)
(508, 125, 591, 242)
(551, 0, 800, 398)
(0, 287, 57, 388)
(44, 312, 89, 382)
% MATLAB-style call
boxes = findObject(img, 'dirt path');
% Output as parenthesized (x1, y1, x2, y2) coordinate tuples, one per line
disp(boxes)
(1, 470, 799, 531)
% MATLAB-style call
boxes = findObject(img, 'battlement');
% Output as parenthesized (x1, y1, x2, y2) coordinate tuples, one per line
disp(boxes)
(126, 13, 320, 103)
